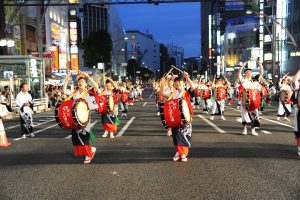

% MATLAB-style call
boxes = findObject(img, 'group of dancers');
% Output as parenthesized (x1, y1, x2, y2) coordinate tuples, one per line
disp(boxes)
(59, 71, 144, 164)
(8, 64, 299, 164)
(153, 64, 300, 161)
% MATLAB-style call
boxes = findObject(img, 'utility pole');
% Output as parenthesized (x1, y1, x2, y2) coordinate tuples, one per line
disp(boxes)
(271, 0, 277, 85)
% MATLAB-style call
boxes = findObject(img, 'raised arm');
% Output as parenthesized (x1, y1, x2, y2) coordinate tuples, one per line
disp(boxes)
(184, 71, 195, 92)
(63, 73, 71, 94)
(257, 61, 264, 81)
(238, 62, 247, 82)
(159, 78, 168, 98)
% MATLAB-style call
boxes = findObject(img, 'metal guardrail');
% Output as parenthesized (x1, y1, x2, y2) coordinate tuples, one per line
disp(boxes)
(11, 98, 48, 110)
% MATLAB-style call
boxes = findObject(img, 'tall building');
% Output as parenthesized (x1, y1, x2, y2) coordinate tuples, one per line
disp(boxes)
(166, 43, 184, 68)
(201, 0, 261, 77)
(125, 30, 160, 72)
(77, 2, 125, 80)
(281, 0, 300, 75)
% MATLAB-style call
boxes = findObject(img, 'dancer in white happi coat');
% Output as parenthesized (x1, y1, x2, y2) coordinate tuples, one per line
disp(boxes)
(237, 61, 263, 136)
(210, 75, 230, 120)
(277, 76, 293, 121)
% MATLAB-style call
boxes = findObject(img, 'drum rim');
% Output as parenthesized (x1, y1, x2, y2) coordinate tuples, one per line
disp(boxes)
(74, 98, 90, 126)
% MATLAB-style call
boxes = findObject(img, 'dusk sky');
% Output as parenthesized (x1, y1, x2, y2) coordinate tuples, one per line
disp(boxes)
(116, 3, 201, 58)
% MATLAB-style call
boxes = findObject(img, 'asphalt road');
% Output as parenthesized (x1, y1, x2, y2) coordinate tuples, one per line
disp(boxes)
(0, 92, 299, 200)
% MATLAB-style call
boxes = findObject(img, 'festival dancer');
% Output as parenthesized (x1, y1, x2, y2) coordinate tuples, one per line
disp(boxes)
(119, 82, 129, 117)
(99, 77, 119, 138)
(277, 75, 293, 121)
(165, 78, 175, 136)
(210, 75, 230, 120)
(238, 61, 263, 136)
(197, 78, 210, 114)
(63, 71, 98, 164)
(292, 69, 300, 156)
(159, 71, 195, 162)
(16, 83, 34, 138)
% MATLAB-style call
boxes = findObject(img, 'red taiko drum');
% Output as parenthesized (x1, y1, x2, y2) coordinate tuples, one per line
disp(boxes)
(55, 99, 90, 129)
(97, 95, 114, 114)
(201, 89, 211, 100)
(242, 89, 261, 112)
(160, 99, 191, 128)
(121, 92, 129, 103)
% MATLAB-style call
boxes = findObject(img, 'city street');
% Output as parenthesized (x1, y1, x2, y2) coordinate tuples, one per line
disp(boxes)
(0, 92, 299, 200)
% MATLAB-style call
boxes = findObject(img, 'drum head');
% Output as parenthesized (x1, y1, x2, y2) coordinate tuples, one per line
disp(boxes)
(108, 96, 115, 112)
(181, 100, 191, 123)
(75, 99, 89, 126)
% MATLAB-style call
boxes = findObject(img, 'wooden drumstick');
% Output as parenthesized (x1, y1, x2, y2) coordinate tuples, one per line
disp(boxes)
(164, 68, 174, 79)
(171, 65, 184, 73)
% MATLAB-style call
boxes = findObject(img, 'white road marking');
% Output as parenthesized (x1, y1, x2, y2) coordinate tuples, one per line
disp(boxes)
(149, 92, 154, 99)
(260, 116, 293, 129)
(34, 124, 58, 134)
(142, 102, 147, 107)
(226, 106, 293, 129)
(64, 121, 98, 139)
(65, 135, 72, 139)
(6, 119, 56, 130)
(116, 117, 135, 137)
(5, 124, 19, 130)
(236, 117, 242, 123)
(261, 130, 272, 134)
(13, 124, 57, 141)
(198, 114, 226, 134)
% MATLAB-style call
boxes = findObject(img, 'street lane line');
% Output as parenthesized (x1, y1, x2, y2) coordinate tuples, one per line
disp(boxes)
(226, 106, 293, 129)
(142, 102, 147, 107)
(64, 120, 98, 139)
(34, 124, 57, 134)
(6, 124, 19, 130)
(6, 119, 56, 130)
(149, 92, 154, 99)
(13, 123, 57, 141)
(261, 130, 272, 134)
(116, 117, 135, 137)
(32, 119, 56, 127)
(198, 114, 226, 133)
(236, 117, 242, 123)
(65, 135, 72, 139)
(260, 116, 293, 129)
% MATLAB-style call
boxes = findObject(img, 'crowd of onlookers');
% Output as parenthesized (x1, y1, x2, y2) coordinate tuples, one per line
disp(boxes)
(0, 86, 14, 112)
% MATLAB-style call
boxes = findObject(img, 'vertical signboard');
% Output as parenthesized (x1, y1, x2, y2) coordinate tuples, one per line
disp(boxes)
(69, 9, 78, 73)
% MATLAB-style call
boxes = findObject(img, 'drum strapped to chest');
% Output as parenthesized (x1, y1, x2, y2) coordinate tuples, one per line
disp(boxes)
(195, 89, 201, 97)
(55, 99, 90, 129)
(121, 91, 129, 103)
(213, 87, 226, 101)
(96, 95, 114, 114)
(279, 90, 291, 104)
(242, 89, 261, 112)
(159, 98, 191, 128)
(200, 89, 211, 100)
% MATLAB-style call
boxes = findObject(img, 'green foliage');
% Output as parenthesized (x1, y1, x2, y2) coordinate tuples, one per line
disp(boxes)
(80, 30, 112, 69)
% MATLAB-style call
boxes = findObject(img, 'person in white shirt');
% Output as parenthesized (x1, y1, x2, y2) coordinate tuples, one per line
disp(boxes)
(277, 76, 292, 121)
(16, 83, 34, 138)
(238, 61, 263, 136)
